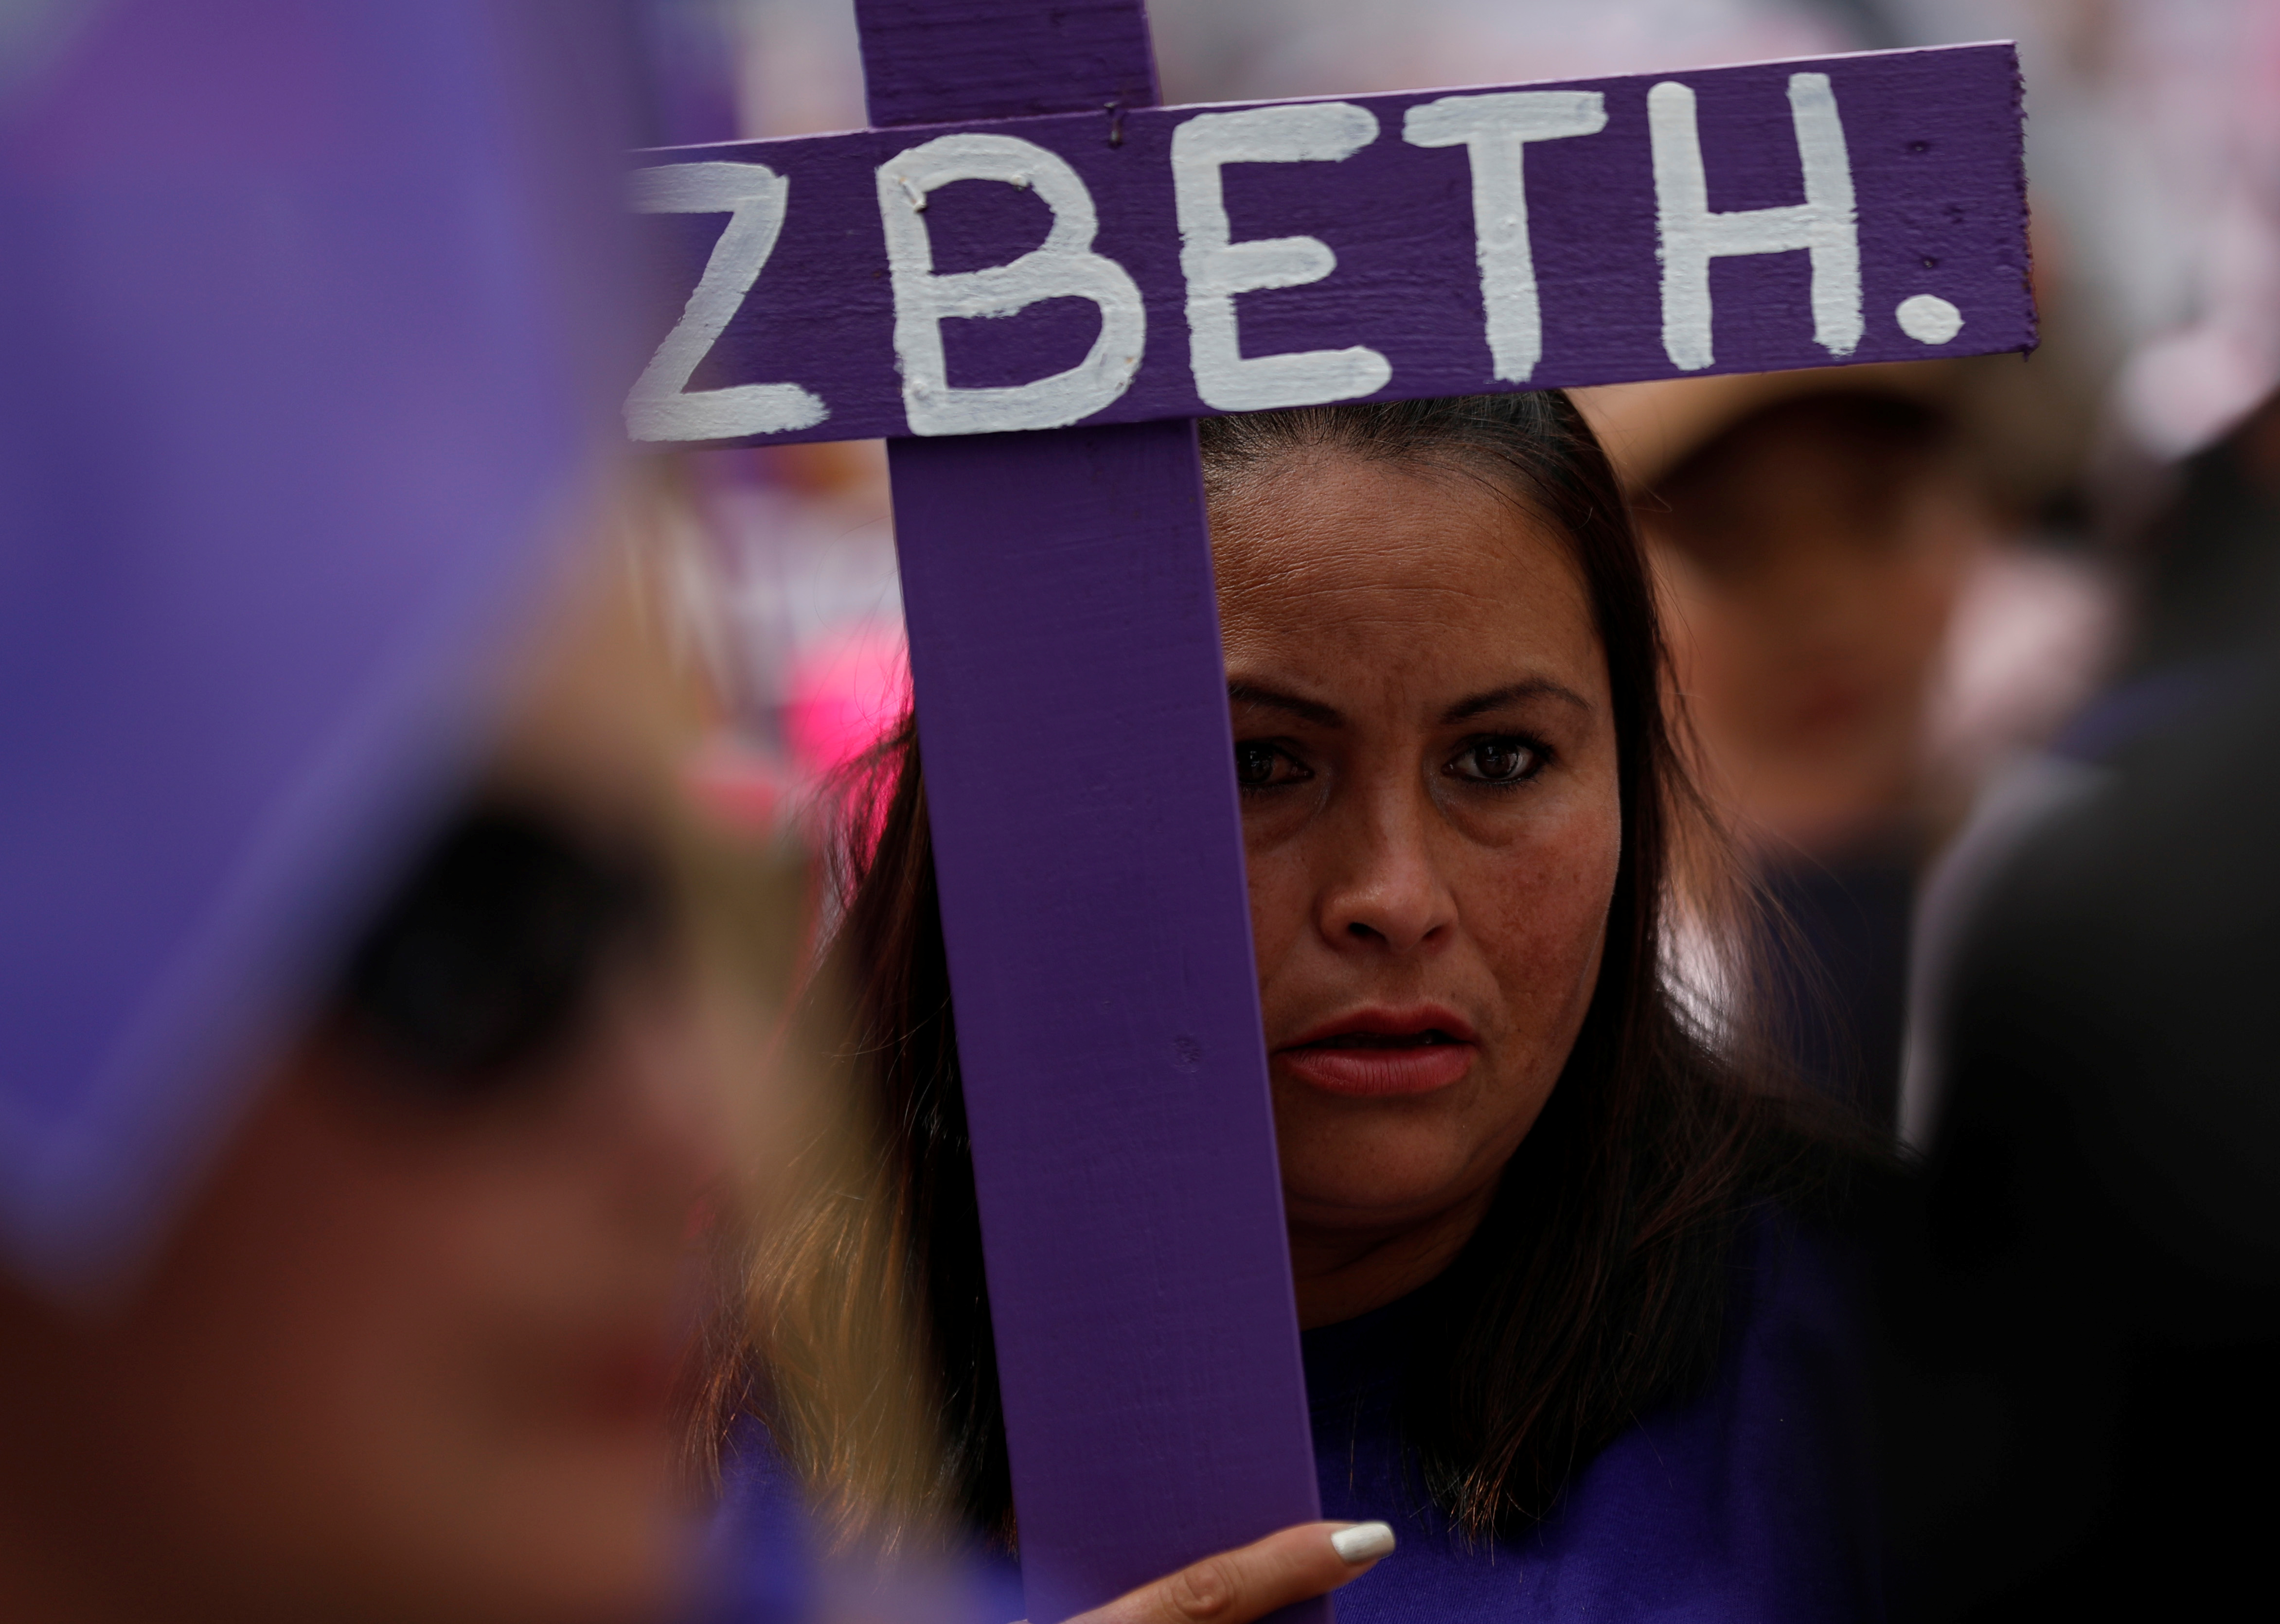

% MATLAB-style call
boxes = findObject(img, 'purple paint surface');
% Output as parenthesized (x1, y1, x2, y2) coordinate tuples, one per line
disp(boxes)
(856, 5, 1323, 1622)
(892, 424, 1321, 1623)
(642, 42, 2029, 446)
(858, 0, 1159, 124)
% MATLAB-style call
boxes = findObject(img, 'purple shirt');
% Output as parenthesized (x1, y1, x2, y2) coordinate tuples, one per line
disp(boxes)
(1305, 1214, 1878, 1622)
(702, 1214, 1877, 1622)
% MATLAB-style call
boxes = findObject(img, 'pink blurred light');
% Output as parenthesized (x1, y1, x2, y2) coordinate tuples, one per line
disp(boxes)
(782, 623, 910, 782)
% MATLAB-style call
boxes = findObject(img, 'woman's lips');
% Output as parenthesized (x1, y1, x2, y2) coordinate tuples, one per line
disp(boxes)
(1277, 1007, 1479, 1098)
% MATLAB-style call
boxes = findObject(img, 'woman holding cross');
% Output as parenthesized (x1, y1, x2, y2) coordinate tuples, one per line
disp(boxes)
(712, 391, 1879, 1620)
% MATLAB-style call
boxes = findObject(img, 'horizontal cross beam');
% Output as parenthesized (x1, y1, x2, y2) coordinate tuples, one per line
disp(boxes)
(633, 43, 2028, 447)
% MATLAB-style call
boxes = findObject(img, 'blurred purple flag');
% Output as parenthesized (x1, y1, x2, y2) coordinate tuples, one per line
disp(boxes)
(0, 0, 639, 1290)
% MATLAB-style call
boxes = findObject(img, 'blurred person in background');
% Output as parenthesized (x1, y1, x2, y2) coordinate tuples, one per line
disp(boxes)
(1865, 5, 2280, 1576)
(1872, 387, 2280, 1618)
(1578, 368, 2111, 1130)
(0, 10, 774, 1615)
(0, 546, 762, 1624)
(0, 0, 745, 1609)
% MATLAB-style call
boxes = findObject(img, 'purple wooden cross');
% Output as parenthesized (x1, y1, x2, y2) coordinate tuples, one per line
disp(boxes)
(858, 12, 1318, 1621)
(632, 7, 2030, 1619)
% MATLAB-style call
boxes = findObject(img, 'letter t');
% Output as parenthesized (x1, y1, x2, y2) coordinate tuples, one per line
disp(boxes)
(1404, 91, 1608, 385)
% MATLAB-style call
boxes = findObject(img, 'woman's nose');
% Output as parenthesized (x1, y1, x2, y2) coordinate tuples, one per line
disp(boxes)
(1319, 797, 1456, 955)
(585, 982, 731, 1230)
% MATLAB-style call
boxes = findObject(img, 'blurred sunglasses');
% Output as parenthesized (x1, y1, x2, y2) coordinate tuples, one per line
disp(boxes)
(330, 799, 673, 1098)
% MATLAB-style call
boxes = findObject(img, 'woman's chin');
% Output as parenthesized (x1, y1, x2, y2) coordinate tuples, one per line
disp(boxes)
(1277, 1131, 1498, 1235)
(1273, 1066, 1548, 1251)
(437, 1486, 696, 1624)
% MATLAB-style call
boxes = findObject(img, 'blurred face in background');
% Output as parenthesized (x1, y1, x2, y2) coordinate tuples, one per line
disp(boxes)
(1645, 394, 1988, 850)
(0, 567, 737, 1624)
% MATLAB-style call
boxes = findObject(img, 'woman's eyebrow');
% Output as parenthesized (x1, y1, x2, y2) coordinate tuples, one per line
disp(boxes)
(1443, 680, 1592, 723)
(1228, 682, 1343, 728)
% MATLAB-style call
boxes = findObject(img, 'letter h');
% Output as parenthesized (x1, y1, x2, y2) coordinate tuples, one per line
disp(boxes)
(1650, 72, 1860, 371)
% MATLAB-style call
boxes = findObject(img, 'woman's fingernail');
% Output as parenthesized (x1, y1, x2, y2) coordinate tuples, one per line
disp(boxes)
(1331, 1522, 1396, 1564)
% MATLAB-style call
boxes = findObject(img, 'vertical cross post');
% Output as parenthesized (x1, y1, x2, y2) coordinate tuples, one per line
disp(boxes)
(852, 4, 1323, 1621)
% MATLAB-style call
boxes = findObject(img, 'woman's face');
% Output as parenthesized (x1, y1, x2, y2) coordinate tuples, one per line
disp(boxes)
(1647, 406, 1982, 848)
(0, 575, 734, 1624)
(1212, 448, 1621, 1305)
(84, 959, 716, 1624)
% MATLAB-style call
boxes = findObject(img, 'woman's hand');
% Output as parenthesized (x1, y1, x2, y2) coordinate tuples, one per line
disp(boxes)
(1060, 1520, 1396, 1624)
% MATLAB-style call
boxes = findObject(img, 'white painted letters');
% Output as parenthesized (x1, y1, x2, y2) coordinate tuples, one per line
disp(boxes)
(877, 133, 1145, 437)
(1404, 91, 1607, 385)
(1897, 292, 1963, 344)
(1172, 103, 1391, 412)
(627, 162, 828, 441)
(1649, 72, 1861, 371)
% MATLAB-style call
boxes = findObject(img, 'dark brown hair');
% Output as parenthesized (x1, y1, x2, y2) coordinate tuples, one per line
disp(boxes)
(788, 391, 1853, 1542)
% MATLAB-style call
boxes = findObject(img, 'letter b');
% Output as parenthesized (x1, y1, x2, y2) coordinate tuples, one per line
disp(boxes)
(877, 134, 1146, 437)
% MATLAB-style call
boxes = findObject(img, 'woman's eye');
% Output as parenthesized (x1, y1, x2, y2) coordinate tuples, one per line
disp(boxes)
(1235, 741, 1306, 790)
(1450, 738, 1540, 784)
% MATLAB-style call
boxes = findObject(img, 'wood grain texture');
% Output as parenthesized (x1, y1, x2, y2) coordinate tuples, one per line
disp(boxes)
(858, 0, 1159, 125)
(852, 5, 1326, 1622)
(639, 43, 2031, 446)
(889, 421, 1322, 1624)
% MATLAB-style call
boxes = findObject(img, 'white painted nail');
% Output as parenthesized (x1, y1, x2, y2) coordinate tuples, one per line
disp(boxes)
(1330, 1521, 1395, 1564)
